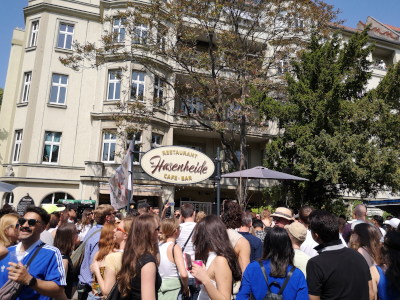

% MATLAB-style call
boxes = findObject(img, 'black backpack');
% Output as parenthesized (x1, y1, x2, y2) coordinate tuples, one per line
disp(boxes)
(258, 261, 295, 300)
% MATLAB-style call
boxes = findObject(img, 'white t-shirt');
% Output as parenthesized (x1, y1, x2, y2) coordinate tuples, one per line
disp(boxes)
(293, 249, 310, 278)
(379, 227, 386, 242)
(176, 221, 196, 278)
(300, 230, 319, 258)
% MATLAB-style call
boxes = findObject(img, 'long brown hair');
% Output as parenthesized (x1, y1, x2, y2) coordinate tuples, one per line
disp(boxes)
(78, 209, 93, 227)
(96, 223, 117, 261)
(54, 223, 77, 255)
(261, 209, 272, 223)
(354, 223, 381, 262)
(193, 215, 242, 282)
(118, 214, 159, 297)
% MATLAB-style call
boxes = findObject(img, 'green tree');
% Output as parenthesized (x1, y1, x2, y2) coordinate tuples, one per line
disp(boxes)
(262, 27, 400, 208)
(60, 0, 339, 205)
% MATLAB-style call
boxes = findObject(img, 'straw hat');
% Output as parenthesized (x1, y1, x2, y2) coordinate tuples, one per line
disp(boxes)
(270, 207, 293, 220)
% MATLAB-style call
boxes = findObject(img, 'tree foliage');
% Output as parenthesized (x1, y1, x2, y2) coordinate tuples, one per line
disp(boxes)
(263, 27, 400, 208)
(60, 0, 339, 204)
(0, 87, 3, 110)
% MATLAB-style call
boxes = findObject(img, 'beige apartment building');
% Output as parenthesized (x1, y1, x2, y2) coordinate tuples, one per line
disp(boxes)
(0, 0, 399, 214)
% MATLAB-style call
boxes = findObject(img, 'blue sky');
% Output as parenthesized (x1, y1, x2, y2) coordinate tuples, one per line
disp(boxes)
(1, 1, 400, 88)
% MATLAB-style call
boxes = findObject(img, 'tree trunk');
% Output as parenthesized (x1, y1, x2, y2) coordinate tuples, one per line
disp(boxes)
(236, 114, 248, 206)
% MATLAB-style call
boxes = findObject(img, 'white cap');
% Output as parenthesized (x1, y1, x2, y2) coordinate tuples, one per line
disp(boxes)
(389, 218, 400, 229)
(384, 220, 391, 225)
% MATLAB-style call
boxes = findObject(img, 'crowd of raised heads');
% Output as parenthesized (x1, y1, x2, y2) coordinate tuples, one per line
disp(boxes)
(0, 202, 399, 300)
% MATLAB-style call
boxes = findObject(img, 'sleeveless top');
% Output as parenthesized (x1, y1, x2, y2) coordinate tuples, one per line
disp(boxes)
(158, 242, 179, 279)
(62, 254, 74, 299)
(198, 252, 218, 300)
(376, 265, 400, 300)
(227, 229, 243, 248)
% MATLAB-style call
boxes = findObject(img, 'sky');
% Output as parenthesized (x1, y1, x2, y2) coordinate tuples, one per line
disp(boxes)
(1, 1, 400, 88)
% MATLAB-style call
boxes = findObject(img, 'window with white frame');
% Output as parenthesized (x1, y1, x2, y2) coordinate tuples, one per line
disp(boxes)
(157, 26, 167, 51)
(57, 24, 74, 49)
(113, 18, 126, 43)
(133, 24, 148, 45)
(131, 71, 146, 101)
(21, 72, 32, 103)
(127, 132, 142, 163)
(102, 133, 117, 162)
(295, 18, 304, 29)
(107, 71, 121, 100)
(42, 132, 62, 164)
(154, 76, 165, 106)
(277, 60, 289, 74)
(3, 193, 14, 205)
(29, 21, 39, 47)
(50, 74, 68, 104)
(181, 97, 203, 114)
(12, 131, 23, 163)
(151, 134, 163, 149)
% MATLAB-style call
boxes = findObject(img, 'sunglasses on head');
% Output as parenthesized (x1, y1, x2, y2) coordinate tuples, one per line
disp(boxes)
(18, 218, 43, 227)
(116, 226, 126, 234)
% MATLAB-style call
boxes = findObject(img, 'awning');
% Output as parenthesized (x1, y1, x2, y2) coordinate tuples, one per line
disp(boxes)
(99, 183, 164, 197)
(58, 199, 96, 205)
(368, 199, 400, 216)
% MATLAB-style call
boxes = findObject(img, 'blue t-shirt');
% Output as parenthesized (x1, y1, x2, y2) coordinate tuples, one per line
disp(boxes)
(0, 239, 66, 300)
(239, 232, 263, 261)
(236, 259, 308, 300)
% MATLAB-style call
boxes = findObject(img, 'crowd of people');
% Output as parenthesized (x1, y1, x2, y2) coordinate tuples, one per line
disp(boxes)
(0, 200, 399, 300)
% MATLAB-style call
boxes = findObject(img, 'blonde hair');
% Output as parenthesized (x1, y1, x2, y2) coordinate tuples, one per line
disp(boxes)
(159, 218, 179, 242)
(261, 209, 272, 222)
(196, 211, 206, 223)
(0, 214, 19, 247)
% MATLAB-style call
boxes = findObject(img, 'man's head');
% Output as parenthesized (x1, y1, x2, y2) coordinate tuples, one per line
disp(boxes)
(49, 212, 60, 229)
(241, 212, 253, 228)
(180, 203, 195, 220)
(372, 215, 383, 228)
(59, 206, 70, 224)
(309, 210, 339, 244)
(252, 219, 264, 231)
(19, 206, 50, 243)
(298, 206, 314, 228)
(285, 222, 307, 247)
(270, 207, 293, 228)
(153, 207, 160, 216)
(68, 205, 78, 219)
(174, 209, 181, 219)
(94, 204, 116, 225)
(354, 204, 367, 221)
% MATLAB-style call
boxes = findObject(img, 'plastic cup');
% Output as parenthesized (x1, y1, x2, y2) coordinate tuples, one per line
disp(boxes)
(9, 251, 25, 269)
(193, 260, 203, 284)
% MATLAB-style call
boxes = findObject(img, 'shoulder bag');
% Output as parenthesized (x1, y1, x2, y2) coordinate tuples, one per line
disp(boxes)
(0, 243, 45, 300)
(71, 228, 102, 269)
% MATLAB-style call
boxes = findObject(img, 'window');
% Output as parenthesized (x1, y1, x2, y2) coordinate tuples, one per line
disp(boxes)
(29, 21, 39, 47)
(57, 24, 74, 49)
(21, 72, 32, 103)
(113, 18, 125, 42)
(107, 71, 121, 100)
(275, 11, 287, 30)
(3, 193, 14, 205)
(154, 76, 165, 106)
(157, 26, 167, 51)
(50, 74, 68, 104)
(131, 71, 146, 101)
(127, 132, 142, 163)
(102, 133, 116, 162)
(12, 131, 23, 163)
(181, 97, 203, 114)
(151, 134, 163, 149)
(295, 18, 304, 29)
(41, 193, 74, 205)
(134, 24, 148, 45)
(43, 132, 62, 164)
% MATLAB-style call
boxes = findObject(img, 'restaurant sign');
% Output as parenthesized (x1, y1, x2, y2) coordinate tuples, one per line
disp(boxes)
(141, 146, 215, 185)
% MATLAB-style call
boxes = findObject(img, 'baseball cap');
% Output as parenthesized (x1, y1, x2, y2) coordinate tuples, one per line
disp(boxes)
(67, 204, 78, 211)
(389, 218, 400, 229)
(285, 222, 307, 241)
(384, 220, 391, 225)
(138, 202, 151, 209)
(42, 204, 66, 214)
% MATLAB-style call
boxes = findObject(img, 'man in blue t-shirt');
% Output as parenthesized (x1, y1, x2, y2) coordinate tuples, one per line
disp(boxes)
(238, 212, 263, 261)
(0, 206, 66, 300)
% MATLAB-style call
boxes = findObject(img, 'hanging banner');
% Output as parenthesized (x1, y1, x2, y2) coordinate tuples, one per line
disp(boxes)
(109, 141, 132, 209)
(141, 146, 215, 185)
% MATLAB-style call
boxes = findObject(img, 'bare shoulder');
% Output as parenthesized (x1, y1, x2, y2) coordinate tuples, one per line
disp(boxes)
(236, 237, 250, 250)
(213, 256, 229, 268)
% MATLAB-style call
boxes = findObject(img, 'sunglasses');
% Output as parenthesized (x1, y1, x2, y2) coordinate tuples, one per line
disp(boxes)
(116, 226, 126, 234)
(18, 218, 43, 227)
